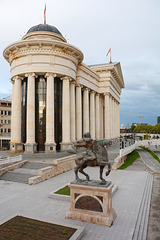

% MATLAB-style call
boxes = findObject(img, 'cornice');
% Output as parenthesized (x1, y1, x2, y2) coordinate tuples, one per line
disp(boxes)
(3, 39, 84, 64)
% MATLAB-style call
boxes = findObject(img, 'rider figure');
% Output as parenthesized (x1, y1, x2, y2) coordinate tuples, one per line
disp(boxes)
(75, 132, 96, 164)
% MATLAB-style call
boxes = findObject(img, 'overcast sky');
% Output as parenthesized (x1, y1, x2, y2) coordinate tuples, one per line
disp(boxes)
(0, 0, 159, 127)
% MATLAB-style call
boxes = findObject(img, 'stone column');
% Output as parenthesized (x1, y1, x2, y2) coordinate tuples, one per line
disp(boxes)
(83, 88, 89, 134)
(96, 93, 100, 139)
(70, 80, 76, 142)
(61, 76, 71, 150)
(114, 101, 116, 138)
(45, 73, 56, 153)
(10, 76, 23, 152)
(117, 102, 120, 138)
(76, 84, 82, 140)
(25, 73, 37, 153)
(90, 91, 95, 139)
(10, 79, 15, 144)
(104, 93, 110, 139)
(110, 96, 113, 139)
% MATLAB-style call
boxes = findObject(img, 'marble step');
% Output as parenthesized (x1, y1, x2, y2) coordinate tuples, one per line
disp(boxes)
(132, 173, 153, 240)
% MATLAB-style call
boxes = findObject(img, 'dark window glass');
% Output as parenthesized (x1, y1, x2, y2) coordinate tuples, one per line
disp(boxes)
(54, 77, 62, 151)
(8, 111, 11, 115)
(35, 76, 46, 151)
(21, 78, 27, 145)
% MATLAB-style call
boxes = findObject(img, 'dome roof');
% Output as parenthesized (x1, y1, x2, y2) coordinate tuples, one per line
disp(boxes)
(27, 24, 62, 36)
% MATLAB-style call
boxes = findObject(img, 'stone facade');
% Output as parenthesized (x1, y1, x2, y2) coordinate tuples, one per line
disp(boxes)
(3, 24, 124, 153)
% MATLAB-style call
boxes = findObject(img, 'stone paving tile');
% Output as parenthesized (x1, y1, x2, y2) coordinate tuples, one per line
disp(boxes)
(0, 167, 151, 240)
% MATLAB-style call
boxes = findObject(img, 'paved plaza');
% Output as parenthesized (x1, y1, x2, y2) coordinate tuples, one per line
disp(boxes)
(0, 147, 160, 240)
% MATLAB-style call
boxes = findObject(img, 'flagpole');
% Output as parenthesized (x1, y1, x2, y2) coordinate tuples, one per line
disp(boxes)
(44, 4, 46, 24)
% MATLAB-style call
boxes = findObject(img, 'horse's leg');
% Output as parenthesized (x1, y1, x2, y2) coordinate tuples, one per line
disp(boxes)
(100, 165, 106, 183)
(74, 165, 81, 181)
(106, 163, 111, 176)
(79, 165, 90, 181)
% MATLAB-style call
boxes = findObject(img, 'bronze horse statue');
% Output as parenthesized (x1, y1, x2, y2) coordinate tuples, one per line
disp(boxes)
(68, 132, 112, 183)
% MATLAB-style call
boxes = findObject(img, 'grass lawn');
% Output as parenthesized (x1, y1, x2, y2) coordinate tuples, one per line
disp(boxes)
(139, 146, 160, 164)
(54, 185, 70, 196)
(118, 150, 140, 170)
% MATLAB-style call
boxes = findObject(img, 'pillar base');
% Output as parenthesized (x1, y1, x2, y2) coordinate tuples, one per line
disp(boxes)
(60, 142, 71, 151)
(24, 143, 37, 154)
(45, 142, 56, 153)
(10, 142, 24, 153)
(66, 180, 116, 226)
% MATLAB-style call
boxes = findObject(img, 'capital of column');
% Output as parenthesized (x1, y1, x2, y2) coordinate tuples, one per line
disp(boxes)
(25, 73, 38, 78)
(90, 90, 96, 95)
(70, 79, 76, 85)
(75, 83, 83, 88)
(61, 76, 71, 81)
(103, 92, 110, 96)
(12, 75, 24, 82)
(83, 87, 89, 91)
(96, 92, 100, 97)
(45, 73, 57, 78)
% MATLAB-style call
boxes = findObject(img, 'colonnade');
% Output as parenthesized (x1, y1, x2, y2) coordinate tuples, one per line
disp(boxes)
(10, 73, 120, 153)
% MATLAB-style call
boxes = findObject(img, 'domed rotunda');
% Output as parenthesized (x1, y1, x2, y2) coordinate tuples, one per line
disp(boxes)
(3, 23, 124, 153)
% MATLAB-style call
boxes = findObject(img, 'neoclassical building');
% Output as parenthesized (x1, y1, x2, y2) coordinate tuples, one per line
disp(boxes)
(3, 23, 124, 153)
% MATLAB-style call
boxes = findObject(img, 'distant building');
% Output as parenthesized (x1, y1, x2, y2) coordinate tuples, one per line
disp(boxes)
(157, 116, 160, 124)
(132, 123, 148, 126)
(120, 124, 124, 129)
(0, 97, 11, 150)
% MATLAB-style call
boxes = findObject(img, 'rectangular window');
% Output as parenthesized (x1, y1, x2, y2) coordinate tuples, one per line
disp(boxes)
(4, 129, 7, 133)
(8, 129, 11, 133)
(1, 120, 3, 124)
(8, 120, 11, 124)
(8, 111, 11, 115)
(1, 129, 3, 133)
(4, 111, 7, 115)
(5, 120, 7, 124)
(1, 111, 3, 115)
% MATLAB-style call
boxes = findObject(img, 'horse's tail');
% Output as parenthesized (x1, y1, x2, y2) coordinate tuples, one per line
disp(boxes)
(106, 163, 111, 176)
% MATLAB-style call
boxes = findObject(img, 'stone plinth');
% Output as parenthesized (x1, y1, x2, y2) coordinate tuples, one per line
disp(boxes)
(66, 180, 116, 226)
(10, 142, 23, 153)
(24, 143, 37, 154)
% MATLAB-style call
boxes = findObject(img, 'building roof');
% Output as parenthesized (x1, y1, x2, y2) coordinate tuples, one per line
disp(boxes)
(27, 24, 63, 36)
(0, 96, 12, 102)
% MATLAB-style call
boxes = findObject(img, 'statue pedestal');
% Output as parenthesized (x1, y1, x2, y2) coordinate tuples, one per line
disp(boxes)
(66, 180, 116, 226)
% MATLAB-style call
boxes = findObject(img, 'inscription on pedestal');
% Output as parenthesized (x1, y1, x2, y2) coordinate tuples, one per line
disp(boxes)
(75, 195, 103, 212)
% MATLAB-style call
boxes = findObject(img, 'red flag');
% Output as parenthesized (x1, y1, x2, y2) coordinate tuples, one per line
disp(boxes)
(106, 48, 111, 57)
(44, 4, 46, 24)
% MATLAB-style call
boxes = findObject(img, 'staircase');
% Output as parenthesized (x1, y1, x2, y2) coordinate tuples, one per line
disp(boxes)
(132, 173, 153, 240)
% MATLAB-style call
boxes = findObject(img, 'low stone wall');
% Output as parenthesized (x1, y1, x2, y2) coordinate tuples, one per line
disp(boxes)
(28, 154, 76, 185)
(112, 155, 127, 170)
(0, 160, 28, 176)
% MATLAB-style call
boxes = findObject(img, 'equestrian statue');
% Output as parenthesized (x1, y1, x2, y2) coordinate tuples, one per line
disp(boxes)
(68, 132, 112, 183)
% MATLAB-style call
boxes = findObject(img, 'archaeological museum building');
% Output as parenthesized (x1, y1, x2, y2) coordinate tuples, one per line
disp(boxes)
(3, 23, 124, 153)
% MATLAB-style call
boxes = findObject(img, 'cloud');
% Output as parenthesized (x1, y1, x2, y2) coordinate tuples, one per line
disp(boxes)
(0, 0, 159, 126)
